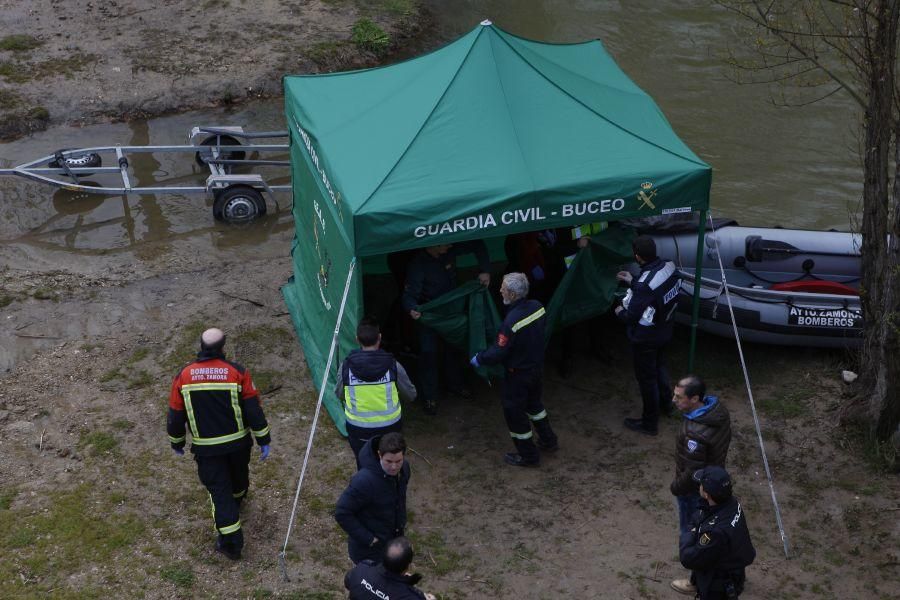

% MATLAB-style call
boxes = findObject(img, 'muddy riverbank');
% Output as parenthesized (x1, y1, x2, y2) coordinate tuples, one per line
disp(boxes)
(0, 0, 428, 140)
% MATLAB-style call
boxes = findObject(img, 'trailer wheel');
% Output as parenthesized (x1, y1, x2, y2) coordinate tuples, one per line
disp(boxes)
(213, 185, 266, 224)
(48, 151, 102, 175)
(195, 135, 246, 168)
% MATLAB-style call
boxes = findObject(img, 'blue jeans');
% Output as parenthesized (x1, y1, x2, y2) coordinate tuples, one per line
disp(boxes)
(677, 493, 701, 535)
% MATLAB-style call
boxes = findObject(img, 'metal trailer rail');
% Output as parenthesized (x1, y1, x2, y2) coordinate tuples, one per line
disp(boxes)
(0, 126, 292, 224)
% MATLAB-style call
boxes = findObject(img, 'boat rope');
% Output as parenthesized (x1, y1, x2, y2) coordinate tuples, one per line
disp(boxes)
(278, 257, 358, 582)
(677, 282, 863, 315)
(705, 212, 791, 559)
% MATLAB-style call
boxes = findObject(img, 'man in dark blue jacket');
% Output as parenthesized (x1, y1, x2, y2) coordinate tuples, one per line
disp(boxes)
(335, 432, 410, 564)
(675, 466, 756, 598)
(615, 235, 681, 436)
(401, 241, 491, 414)
(344, 537, 435, 600)
(471, 272, 558, 467)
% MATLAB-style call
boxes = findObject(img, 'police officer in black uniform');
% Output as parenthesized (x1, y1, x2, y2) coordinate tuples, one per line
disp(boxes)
(674, 466, 756, 599)
(471, 272, 558, 467)
(344, 537, 436, 600)
(401, 241, 491, 414)
(615, 235, 681, 435)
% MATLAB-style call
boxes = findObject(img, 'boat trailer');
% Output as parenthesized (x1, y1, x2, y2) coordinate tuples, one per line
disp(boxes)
(0, 127, 291, 224)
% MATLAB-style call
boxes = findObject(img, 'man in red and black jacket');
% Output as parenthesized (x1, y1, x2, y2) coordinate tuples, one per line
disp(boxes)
(167, 327, 271, 560)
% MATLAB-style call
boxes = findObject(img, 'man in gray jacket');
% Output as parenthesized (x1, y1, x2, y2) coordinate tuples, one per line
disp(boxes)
(669, 374, 732, 596)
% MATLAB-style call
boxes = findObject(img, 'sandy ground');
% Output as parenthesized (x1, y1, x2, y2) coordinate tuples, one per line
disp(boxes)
(0, 0, 424, 140)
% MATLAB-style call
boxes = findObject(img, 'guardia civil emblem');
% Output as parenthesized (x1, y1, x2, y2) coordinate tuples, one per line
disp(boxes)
(637, 181, 657, 210)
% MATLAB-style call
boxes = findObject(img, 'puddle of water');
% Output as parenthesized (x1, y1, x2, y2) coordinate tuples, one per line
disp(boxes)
(0, 100, 294, 267)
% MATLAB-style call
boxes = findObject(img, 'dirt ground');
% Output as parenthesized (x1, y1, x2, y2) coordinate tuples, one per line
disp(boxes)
(0, 0, 898, 598)
(0, 230, 898, 599)
(0, 0, 424, 140)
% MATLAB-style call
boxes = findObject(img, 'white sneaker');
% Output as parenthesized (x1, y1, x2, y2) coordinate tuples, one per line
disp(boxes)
(671, 578, 697, 595)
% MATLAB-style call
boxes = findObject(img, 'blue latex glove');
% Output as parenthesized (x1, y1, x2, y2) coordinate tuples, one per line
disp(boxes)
(260, 444, 270, 461)
(469, 355, 480, 368)
(531, 265, 545, 281)
(172, 447, 184, 456)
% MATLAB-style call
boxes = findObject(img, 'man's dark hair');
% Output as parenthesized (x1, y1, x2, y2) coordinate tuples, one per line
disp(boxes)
(378, 432, 406, 456)
(356, 317, 380, 347)
(382, 537, 414, 575)
(706, 486, 734, 504)
(678, 374, 706, 401)
(632, 235, 658, 262)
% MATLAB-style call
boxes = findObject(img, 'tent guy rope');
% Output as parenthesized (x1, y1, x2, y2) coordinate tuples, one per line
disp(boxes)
(279, 257, 357, 582)
(705, 213, 790, 558)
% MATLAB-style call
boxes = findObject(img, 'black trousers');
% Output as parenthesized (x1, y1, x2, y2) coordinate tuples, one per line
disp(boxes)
(195, 444, 251, 552)
(631, 342, 671, 431)
(346, 421, 403, 469)
(502, 368, 557, 462)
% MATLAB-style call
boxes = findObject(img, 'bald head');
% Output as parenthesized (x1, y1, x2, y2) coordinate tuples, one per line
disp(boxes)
(200, 328, 226, 354)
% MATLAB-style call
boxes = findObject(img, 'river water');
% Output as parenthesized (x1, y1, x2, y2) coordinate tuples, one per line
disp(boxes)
(0, 1, 862, 368)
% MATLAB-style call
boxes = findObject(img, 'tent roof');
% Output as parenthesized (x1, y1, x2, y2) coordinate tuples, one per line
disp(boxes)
(284, 22, 710, 256)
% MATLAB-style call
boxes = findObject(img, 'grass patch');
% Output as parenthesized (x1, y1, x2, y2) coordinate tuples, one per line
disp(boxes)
(127, 369, 153, 389)
(0, 53, 96, 83)
(110, 418, 135, 431)
(758, 388, 813, 419)
(160, 564, 195, 588)
(0, 293, 17, 308)
(0, 484, 145, 595)
(0, 34, 42, 52)
(128, 347, 151, 364)
(160, 321, 206, 374)
(408, 530, 464, 576)
(79, 430, 119, 456)
(0, 488, 15, 510)
(351, 18, 390, 55)
(306, 40, 348, 64)
(0, 89, 19, 110)
(99, 368, 121, 383)
(31, 286, 58, 301)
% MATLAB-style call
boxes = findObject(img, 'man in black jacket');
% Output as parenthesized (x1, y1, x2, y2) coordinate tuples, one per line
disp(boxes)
(471, 272, 558, 467)
(344, 537, 436, 600)
(670, 375, 732, 535)
(335, 432, 410, 564)
(615, 235, 681, 436)
(335, 318, 416, 465)
(675, 466, 756, 599)
(167, 328, 271, 560)
(401, 241, 491, 414)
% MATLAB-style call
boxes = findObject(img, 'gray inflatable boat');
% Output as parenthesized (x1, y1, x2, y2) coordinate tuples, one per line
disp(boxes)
(648, 225, 863, 348)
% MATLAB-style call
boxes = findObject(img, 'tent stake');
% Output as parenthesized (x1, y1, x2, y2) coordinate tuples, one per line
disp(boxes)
(278, 256, 357, 582)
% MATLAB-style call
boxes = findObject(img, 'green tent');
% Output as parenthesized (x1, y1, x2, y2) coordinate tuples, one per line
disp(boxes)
(282, 21, 711, 431)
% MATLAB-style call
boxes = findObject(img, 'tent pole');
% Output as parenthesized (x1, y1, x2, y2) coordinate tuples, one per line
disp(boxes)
(687, 210, 707, 372)
(279, 256, 357, 581)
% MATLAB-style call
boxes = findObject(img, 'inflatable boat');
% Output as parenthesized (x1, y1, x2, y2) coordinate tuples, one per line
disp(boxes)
(648, 224, 863, 348)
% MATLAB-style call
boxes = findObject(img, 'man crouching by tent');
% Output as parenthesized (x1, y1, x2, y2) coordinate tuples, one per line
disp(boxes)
(335, 317, 417, 467)
(402, 241, 491, 415)
(470, 272, 559, 467)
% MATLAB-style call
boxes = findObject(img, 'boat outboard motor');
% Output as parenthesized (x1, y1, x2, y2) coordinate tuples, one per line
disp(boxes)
(745, 235, 805, 262)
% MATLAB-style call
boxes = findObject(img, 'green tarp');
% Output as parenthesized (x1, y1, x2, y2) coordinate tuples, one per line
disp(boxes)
(545, 226, 636, 333)
(418, 281, 504, 381)
(282, 22, 711, 431)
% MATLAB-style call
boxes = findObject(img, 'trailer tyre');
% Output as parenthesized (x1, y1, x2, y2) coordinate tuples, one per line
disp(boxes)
(213, 185, 266, 224)
(195, 135, 246, 168)
(48, 151, 102, 175)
